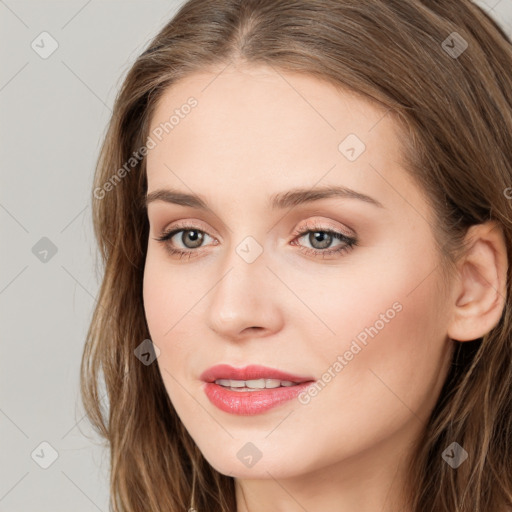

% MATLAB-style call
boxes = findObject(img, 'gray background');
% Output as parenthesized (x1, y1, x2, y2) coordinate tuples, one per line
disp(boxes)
(1, 1, 511, 510)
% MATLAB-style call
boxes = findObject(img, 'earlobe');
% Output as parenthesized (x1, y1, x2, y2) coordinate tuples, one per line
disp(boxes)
(447, 221, 508, 342)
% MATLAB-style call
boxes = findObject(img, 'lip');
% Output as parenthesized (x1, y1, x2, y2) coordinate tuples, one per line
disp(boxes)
(200, 364, 314, 384)
(200, 364, 316, 416)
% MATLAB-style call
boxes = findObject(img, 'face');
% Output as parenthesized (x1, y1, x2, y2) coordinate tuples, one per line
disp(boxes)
(142, 63, 455, 481)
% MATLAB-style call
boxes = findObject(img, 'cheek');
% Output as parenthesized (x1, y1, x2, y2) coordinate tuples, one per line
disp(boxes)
(142, 251, 205, 393)
(313, 244, 450, 429)
(142, 249, 200, 339)
(143, 265, 194, 424)
(143, 265, 170, 340)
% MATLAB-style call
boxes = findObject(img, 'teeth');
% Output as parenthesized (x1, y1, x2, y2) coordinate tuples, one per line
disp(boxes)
(246, 379, 269, 388)
(214, 378, 298, 390)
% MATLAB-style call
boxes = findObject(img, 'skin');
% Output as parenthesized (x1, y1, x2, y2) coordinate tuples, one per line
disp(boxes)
(142, 62, 507, 512)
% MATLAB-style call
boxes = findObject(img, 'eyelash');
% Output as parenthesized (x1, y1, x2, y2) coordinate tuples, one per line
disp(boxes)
(153, 220, 358, 260)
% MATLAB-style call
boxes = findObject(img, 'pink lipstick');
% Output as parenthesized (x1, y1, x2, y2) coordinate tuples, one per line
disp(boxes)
(200, 364, 316, 415)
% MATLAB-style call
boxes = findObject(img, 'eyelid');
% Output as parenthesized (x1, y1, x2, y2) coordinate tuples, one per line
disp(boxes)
(159, 219, 218, 238)
(291, 218, 355, 238)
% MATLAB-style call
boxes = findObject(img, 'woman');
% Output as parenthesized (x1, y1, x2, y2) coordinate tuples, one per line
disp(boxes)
(81, 1, 512, 510)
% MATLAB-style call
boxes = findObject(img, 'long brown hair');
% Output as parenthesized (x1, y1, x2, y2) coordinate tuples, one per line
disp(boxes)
(80, 1, 512, 510)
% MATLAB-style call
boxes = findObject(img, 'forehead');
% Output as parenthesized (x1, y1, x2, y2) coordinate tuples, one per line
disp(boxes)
(148, 64, 394, 151)
(145, 64, 426, 221)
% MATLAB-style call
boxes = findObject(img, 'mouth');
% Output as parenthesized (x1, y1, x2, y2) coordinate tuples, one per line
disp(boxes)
(200, 364, 316, 415)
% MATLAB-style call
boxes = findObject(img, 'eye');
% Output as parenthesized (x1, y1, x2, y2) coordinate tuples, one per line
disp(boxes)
(290, 220, 357, 258)
(153, 224, 216, 259)
(153, 220, 358, 260)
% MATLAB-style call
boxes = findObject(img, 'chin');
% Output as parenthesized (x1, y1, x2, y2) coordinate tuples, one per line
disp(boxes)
(199, 445, 310, 480)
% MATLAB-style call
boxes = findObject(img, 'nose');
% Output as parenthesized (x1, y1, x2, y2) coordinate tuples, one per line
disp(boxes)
(205, 247, 284, 341)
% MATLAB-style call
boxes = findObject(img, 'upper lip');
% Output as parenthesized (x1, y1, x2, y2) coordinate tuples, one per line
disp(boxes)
(200, 364, 315, 383)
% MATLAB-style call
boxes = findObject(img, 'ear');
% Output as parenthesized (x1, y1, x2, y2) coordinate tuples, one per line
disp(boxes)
(447, 220, 508, 342)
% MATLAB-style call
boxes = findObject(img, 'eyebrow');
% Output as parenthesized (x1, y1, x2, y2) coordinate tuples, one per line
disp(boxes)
(144, 184, 384, 210)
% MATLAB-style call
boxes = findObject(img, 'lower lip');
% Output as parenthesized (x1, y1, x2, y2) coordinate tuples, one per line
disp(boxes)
(202, 381, 314, 415)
